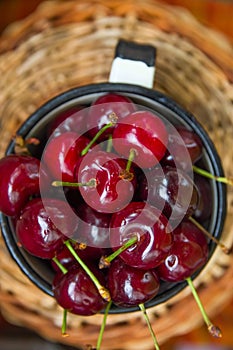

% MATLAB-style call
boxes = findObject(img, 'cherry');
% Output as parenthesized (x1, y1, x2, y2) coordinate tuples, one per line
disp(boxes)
(16, 198, 79, 259)
(112, 110, 168, 168)
(42, 131, 98, 183)
(109, 202, 173, 269)
(75, 150, 136, 213)
(108, 258, 160, 307)
(75, 201, 112, 249)
(53, 263, 107, 316)
(47, 105, 86, 138)
(138, 165, 199, 227)
(177, 126, 203, 164)
(51, 245, 77, 272)
(0, 154, 40, 216)
(86, 93, 136, 142)
(193, 174, 212, 222)
(157, 220, 208, 282)
(161, 125, 203, 171)
(157, 220, 222, 338)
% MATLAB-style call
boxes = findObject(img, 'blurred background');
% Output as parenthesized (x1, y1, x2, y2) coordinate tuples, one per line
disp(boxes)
(0, 0, 232, 349)
(0, 0, 233, 40)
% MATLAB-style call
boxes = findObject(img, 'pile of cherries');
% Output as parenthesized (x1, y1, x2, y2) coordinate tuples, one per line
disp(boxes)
(0, 92, 226, 349)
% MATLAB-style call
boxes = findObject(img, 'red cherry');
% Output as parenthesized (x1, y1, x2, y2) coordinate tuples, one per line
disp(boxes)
(53, 263, 107, 316)
(86, 93, 136, 142)
(108, 258, 160, 307)
(177, 126, 203, 164)
(16, 198, 79, 259)
(51, 244, 110, 272)
(157, 220, 209, 282)
(75, 201, 112, 248)
(75, 150, 136, 213)
(0, 154, 40, 216)
(51, 245, 77, 272)
(193, 174, 212, 222)
(112, 110, 168, 168)
(47, 105, 86, 137)
(138, 165, 199, 226)
(110, 202, 173, 269)
(42, 132, 98, 183)
(161, 125, 203, 171)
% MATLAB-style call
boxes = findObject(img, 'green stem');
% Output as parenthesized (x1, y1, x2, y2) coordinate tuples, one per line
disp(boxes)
(193, 165, 233, 186)
(62, 309, 68, 337)
(189, 216, 230, 254)
(99, 235, 138, 268)
(52, 257, 68, 274)
(96, 301, 112, 350)
(52, 178, 96, 188)
(106, 134, 113, 152)
(186, 277, 222, 338)
(52, 258, 69, 337)
(126, 148, 136, 172)
(139, 303, 160, 350)
(81, 122, 114, 156)
(64, 240, 111, 302)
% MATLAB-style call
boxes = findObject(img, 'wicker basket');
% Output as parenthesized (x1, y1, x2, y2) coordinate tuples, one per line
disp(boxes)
(0, 1, 233, 349)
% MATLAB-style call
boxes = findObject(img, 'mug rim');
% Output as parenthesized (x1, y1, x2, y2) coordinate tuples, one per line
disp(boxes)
(0, 82, 227, 313)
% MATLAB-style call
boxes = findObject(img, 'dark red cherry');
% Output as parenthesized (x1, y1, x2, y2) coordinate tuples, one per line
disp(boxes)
(112, 110, 168, 168)
(162, 125, 203, 171)
(138, 166, 199, 226)
(177, 126, 203, 164)
(16, 198, 79, 259)
(52, 245, 77, 272)
(53, 263, 107, 316)
(42, 132, 98, 183)
(0, 154, 40, 216)
(75, 201, 112, 248)
(47, 105, 86, 137)
(75, 150, 136, 213)
(110, 202, 173, 269)
(52, 244, 109, 272)
(157, 220, 209, 282)
(193, 174, 212, 222)
(86, 93, 136, 142)
(108, 258, 160, 307)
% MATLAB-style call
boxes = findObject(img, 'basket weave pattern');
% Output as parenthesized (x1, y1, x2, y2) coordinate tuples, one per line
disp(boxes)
(0, 1, 233, 349)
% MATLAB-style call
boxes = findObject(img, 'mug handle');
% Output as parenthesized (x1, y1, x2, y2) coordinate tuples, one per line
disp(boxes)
(109, 39, 156, 88)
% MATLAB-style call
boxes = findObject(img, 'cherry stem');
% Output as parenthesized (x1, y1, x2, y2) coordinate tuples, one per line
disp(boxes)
(81, 114, 117, 157)
(96, 300, 112, 350)
(139, 303, 161, 350)
(62, 309, 69, 337)
(52, 257, 68, 274)
(64, 240, 111, 302)
(126, 148, 136, 172)
(52, 258, 69, 337)
(186, 277, 222, 338)
(193, 165, 233, 186)
(99, 235, 138, 268)
(106, 134, 112, 152)
(52, 178, 97, 188)
(189, 216, 230, 254)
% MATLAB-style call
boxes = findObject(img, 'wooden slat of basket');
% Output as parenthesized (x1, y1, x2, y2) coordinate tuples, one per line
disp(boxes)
(0, 1, 233, 349)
